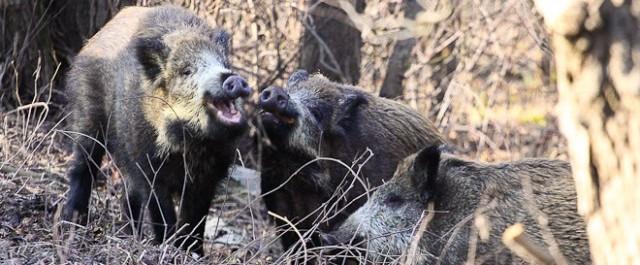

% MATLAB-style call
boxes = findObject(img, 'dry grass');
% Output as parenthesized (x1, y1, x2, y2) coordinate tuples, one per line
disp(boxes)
(0, 0, 567, 264)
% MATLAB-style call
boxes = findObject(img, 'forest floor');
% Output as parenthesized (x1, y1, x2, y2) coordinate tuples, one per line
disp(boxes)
(0, 113, 282, 264)
(0, 106, 566, 264)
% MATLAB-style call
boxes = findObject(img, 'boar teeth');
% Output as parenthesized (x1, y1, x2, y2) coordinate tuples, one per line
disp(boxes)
(227, 101, 238, 114)
(206, 102, 216, 112)
(261, 111, 295, 124)
(211, 99, 242, 124)
(277, 113, 295, 124)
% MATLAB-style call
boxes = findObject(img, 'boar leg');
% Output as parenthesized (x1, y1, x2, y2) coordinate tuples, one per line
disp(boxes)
(175, 181, 216, 255)
(121, 175, 150, 239)
(148, 186, 177, 243)
(62, 135, 105, 225)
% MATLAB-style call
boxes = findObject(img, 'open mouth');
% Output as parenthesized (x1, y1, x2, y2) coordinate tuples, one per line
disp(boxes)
(260, 110, 296, 125)
(205, 97, 242, 124)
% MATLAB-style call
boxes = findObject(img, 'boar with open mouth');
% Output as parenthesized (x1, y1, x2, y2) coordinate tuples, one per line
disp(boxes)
(257, 70, 446, 250)
(61, 5, 251, 254)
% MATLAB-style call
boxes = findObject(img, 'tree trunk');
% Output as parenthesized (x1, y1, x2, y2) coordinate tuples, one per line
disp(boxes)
(0, 0, 133, 112)
(535, 0, 640, 264)
(379, 0, 421, 99)
(298, 0, 364, 85)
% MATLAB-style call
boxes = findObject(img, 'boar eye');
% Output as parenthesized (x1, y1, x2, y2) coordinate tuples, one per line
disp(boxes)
(310, 108, 323, 122)
(384, 193, 404, 207)
(180, 67, 193, 76)
(310, 103, 332, 124)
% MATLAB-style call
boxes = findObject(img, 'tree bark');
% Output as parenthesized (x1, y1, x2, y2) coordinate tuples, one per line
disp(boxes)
(0, 0, 134, 112)
(379, 0, 421, 99)
(535, 0, 640, 264)
(298, 0, 365, 85)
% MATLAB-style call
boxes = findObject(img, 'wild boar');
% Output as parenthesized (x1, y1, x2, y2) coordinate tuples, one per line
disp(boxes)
(61, 5, 251, 254)
(324, 145, 591, 264)
(258, 70, 446, 249)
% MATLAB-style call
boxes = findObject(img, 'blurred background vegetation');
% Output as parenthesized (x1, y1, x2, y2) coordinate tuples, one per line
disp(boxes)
(1, 0, 563, 162)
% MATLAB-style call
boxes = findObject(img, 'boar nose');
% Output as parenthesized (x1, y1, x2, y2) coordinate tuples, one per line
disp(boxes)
(222, 74, 251, 99)
(259, 86, 289, 113)
(319, 232, 340, 246)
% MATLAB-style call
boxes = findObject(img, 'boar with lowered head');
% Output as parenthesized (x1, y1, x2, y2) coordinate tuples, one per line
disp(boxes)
(323, 145, 591, 264)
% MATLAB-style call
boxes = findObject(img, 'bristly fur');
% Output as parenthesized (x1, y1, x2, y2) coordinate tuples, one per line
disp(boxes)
(329, 147, 591, 264)
(259, 71, 447, 249)
(61, 5, 247, 254)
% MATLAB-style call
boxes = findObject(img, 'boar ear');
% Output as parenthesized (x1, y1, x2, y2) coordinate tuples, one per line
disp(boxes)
(136, 36, 170, 81)
(412, 145, 443, 199)
(212, 29, 230, 55)
(331, 90, 367, 136)
(287, 69, 309, 86)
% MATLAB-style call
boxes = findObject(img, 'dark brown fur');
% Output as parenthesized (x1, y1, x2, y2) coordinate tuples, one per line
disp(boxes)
(327, 146, 591, 264)
(258, 70, 446, 249)
(61, 5, 249, 254)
